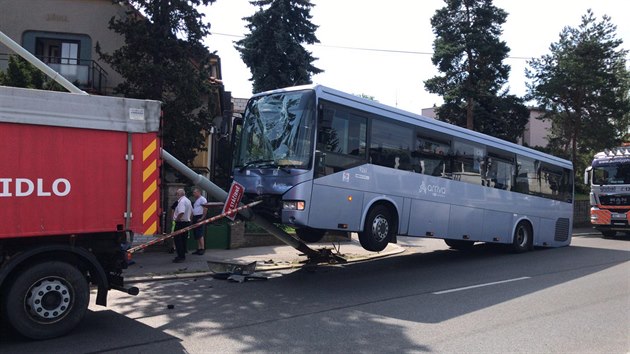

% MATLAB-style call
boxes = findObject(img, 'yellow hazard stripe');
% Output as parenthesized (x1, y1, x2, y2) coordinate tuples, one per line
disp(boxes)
(143, 180, 157, 203)
(143, 160, 157, 182)
(143, 220, 157, 235)
(142, 139, 157, 161)
(141, 138, 159, 234)
(143, 200, 157, 224)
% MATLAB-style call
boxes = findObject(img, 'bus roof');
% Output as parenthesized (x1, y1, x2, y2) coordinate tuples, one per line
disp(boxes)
(251, 84, 573, 170)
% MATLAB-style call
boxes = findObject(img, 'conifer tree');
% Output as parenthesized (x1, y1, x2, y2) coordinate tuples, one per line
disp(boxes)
(527, 10, 630, 169)
(235, 0, 323, 93)
(99, 0, 216, 163)
(425, 0, 528, 142)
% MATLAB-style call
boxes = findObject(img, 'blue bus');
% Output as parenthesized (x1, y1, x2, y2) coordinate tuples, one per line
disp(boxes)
(233, 85, 573, 252)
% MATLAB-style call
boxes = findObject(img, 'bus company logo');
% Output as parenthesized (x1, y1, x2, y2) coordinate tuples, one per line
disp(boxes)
(600, 186, 617, 193)
(272, 182, 291, 192)
(342, 172, 350, 183)
(0, 178, 71, 197)
(419, 181, 446, 197)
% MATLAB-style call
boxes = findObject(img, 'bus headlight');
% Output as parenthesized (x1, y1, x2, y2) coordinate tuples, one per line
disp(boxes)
(283, 200, 305, 211)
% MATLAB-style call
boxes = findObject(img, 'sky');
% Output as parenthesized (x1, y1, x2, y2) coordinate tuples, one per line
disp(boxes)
(202, 0, 630, 115)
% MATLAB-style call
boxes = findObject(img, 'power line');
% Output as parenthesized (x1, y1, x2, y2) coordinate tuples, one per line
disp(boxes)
(211, 32, 534, 61)
(212, 32, 630, 62)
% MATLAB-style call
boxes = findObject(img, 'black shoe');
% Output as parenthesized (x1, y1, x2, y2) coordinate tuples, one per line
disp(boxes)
(172, 257, 185, 263)
(192, 249, 205, 255)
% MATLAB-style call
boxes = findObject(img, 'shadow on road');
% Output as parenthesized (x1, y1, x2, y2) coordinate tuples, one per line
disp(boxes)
(0, 309, 185, 353)
(3, 240, 627, 353)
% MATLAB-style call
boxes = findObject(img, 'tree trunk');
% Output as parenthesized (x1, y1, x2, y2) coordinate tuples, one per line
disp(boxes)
(466, 96, 474, 130)
(572, 113, 579, 169)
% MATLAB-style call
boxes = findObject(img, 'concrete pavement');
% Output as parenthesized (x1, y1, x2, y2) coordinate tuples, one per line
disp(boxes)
(124, 234, 406, 282)
(123, 227, 601, 283)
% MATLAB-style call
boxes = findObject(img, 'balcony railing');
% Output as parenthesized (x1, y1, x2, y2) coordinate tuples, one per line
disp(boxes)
(0, 54, 108, 94)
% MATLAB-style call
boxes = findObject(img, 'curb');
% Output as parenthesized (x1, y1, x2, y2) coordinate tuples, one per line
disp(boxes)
(125, 244, 406, 283)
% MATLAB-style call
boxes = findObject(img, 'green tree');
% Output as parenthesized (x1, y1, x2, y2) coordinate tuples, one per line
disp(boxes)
(425, 0, 528, 140)
(235, 0, 323, 94)
(527, 9, 630, 170)
(99, 0, 216, 164)
(0, 55, 62, 91)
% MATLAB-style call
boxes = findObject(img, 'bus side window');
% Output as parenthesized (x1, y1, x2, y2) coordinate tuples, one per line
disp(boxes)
(514, 156, 540, 195)
(370, 119, 413, 170)
(485, 153, 515, 190)
(317, 105, 367, 176)
(413, 131, 451, 177)
(452, 140, 485, 185)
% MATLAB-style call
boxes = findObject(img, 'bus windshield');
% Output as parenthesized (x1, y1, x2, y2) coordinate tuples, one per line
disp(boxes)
(235, 90, 316, 170)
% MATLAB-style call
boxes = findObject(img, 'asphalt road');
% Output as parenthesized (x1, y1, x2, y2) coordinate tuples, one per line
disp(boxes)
(2, 234, 629, 353)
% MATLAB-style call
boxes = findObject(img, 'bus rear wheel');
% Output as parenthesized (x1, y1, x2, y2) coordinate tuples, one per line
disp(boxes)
(295, 228, 326, 243)
(2, 261, 89, 340)
(359, 205, 394, 252)
(511, 221, 532, 253)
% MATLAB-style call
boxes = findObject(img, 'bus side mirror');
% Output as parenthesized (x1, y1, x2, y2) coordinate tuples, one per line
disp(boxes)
(584, 167, 592, 185)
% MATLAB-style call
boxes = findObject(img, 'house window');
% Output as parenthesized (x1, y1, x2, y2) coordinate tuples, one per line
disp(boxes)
(35, 38, 80, 64)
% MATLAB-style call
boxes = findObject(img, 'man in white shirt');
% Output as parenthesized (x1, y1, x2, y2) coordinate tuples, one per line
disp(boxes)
(191, 187, 208, 255)
(172, 188, 192, 263)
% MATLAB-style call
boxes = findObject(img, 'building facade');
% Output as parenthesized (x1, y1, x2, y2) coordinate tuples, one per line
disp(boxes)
(0, 0, 130, 94)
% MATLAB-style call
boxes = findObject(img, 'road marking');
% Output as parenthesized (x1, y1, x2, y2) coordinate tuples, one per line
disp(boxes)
(433, 276, 531, 295)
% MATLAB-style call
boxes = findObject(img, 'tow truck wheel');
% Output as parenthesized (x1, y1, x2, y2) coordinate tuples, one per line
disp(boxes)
(2, 261, 89, 340)
(359, 205, 393, 252)
(601, 230, 616, 238)
(295, 228, 326, 243)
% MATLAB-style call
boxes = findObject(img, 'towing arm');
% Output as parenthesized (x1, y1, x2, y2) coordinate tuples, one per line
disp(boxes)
(161, 149, 345, 264)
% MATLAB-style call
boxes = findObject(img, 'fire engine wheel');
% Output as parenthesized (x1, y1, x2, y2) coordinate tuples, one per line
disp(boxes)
(511, 221, 533, 253)
(359, 205, 393, 252)
(295, 228, 326, 243)
(2, 261, 89, 340)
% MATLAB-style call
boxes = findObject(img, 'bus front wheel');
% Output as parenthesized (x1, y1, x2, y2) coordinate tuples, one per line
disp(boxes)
(511, 221, 532, 253)
(601, 230, 616, 238)
(359, 205, 393, 252)
(295, 228, 326, 243)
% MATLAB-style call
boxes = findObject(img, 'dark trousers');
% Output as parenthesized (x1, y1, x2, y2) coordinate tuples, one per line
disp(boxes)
(174, 221, 191, 259)
(192, 215, 205, 241)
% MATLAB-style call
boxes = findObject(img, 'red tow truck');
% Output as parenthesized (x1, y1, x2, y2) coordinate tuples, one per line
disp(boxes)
(0, 85, 162, 339)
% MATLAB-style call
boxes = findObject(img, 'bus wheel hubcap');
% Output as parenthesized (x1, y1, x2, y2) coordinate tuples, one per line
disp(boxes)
(26, 278, 72, 322)
(372, 215, 389, 242)
(517, 227, 528, 247)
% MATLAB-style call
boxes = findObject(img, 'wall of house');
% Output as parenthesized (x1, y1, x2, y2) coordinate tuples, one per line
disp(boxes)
(522, 109, 551, 148)
(0, 0, 128, 94)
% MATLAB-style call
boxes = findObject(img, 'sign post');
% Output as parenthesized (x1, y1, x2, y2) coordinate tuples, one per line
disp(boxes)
(222, 181, 245, 221)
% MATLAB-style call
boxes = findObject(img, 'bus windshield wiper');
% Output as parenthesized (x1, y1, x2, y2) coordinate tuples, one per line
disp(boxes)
(239, 159, 293, 174)
(239, 159, 275, 172)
